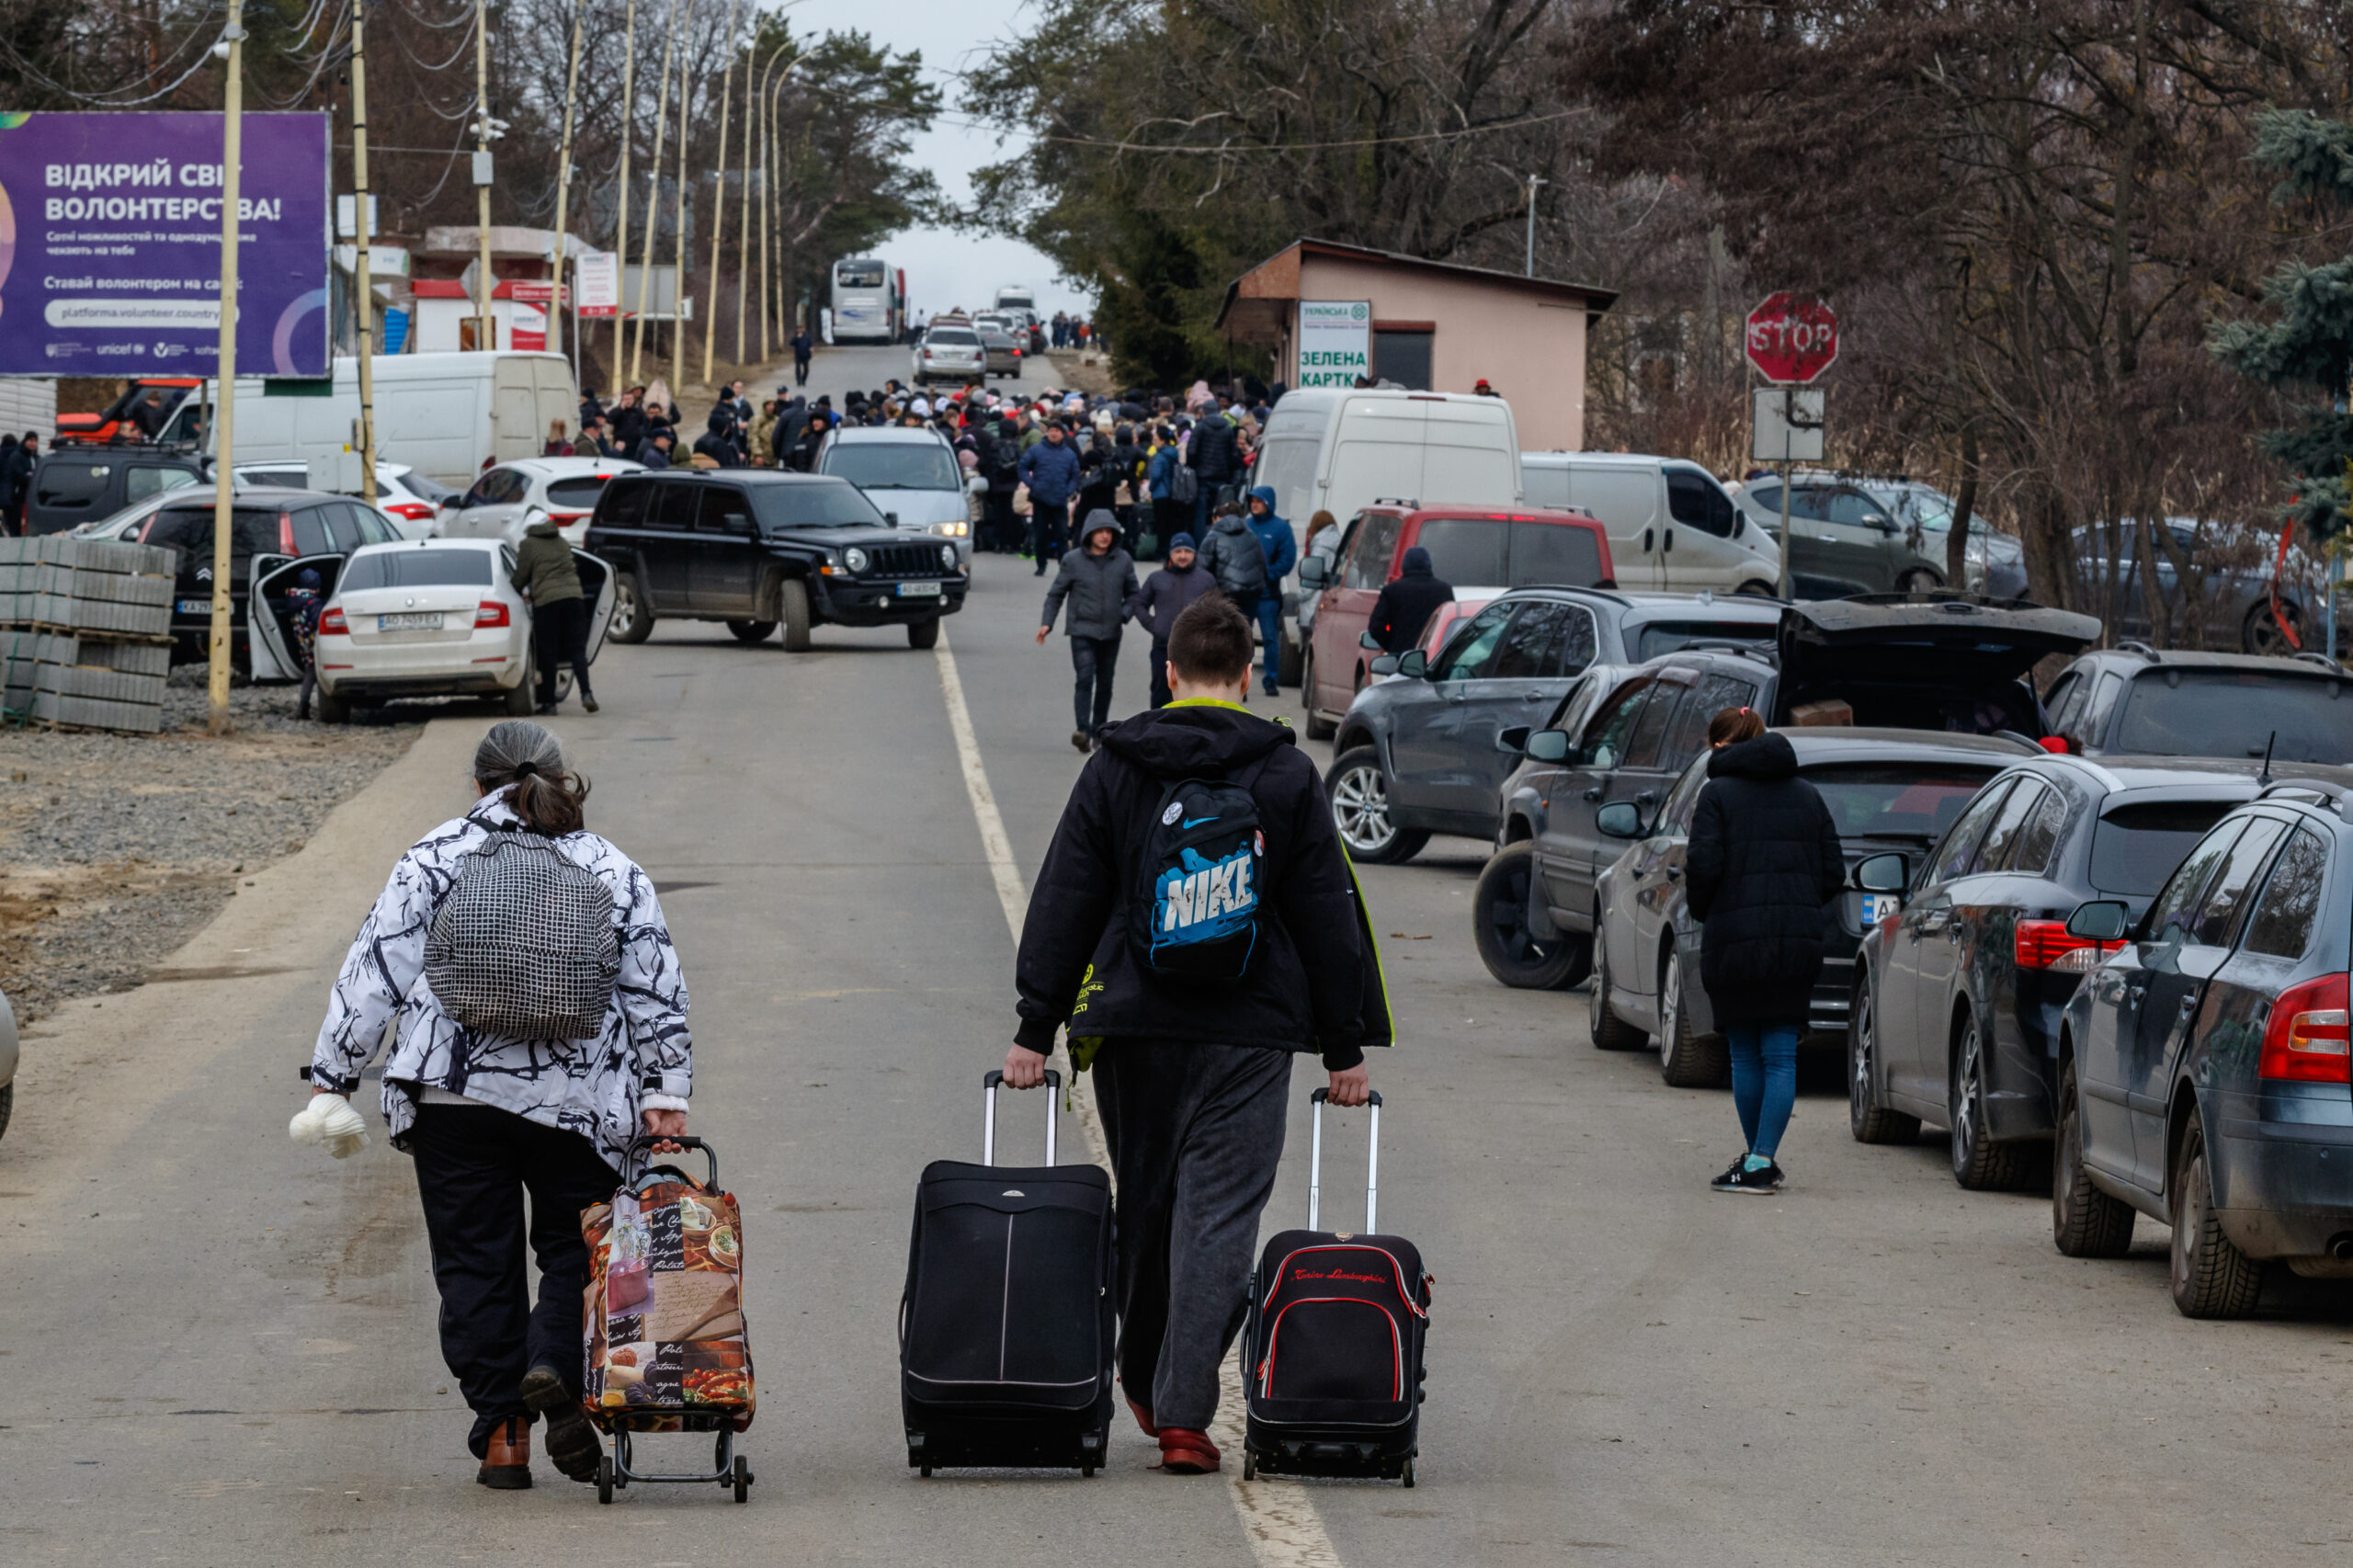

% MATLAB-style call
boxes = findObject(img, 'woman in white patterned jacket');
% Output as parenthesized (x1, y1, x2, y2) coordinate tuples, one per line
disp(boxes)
(301, 720, 690, 1491)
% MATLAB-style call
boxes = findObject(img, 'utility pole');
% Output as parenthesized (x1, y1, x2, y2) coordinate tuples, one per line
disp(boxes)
(760, 65, 777, 361)
(698, 0, 745, 385)
(734, 47, 771, 369)
(472, 0, 494, 348)
(630, 0, 683, 381)
(348, 0, 377, 506)
(1524, 173, 1547, 278)
(745, 48, 798, 368)
(668, 15, 691, 397)
(207, 0, 247, 736)
(550, 0, 585, 381)
(609, 0, 636, 381)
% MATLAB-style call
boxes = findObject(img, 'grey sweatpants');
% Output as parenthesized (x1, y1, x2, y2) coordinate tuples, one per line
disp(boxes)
(1093, 1040, 1293, 1431)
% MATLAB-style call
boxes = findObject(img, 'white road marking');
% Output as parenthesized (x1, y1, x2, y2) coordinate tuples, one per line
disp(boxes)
(935, 626, 1347, 1568)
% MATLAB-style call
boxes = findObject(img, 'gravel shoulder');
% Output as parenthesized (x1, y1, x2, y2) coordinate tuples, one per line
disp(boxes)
(0, 665, 423, 1020)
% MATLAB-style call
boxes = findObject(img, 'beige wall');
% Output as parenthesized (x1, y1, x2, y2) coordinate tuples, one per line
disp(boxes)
(1286, 256, 1588, 450)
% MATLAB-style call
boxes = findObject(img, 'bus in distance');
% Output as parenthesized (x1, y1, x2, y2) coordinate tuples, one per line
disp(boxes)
(833, 258, 904, 344)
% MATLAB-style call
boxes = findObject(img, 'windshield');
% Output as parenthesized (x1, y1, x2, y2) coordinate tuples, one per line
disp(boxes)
(2112, 670, 2353, 762)
(1803, 764, 2002, 843)
(340, 548, 494, 590)
(821, 443, 961, 492)
(1634, 619, 1776, 660)
(750, 480, 888, 530)
(2091, 799, 2238, 897)
(396, 470, 460, 505)
(835, 261, 886, 289)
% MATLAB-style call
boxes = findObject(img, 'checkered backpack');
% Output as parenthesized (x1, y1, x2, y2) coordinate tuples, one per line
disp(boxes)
(424, 830, 620, 1040)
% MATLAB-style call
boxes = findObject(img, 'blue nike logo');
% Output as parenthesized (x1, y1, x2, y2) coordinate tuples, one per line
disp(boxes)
(1182, 815, 1219, 829)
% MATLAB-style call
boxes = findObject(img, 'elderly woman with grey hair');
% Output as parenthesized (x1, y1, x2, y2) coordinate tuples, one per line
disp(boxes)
(299, 721, 691, 1490)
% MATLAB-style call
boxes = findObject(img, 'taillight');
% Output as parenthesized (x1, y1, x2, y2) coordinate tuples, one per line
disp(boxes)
(279, 512, 296, 553)
(2014, 919, 2126, 973)
(2259, 972, 2352, 1083)
(385, 501, 435, 521)
(475, 600, 511, 628)
(318, 607, 347, 635)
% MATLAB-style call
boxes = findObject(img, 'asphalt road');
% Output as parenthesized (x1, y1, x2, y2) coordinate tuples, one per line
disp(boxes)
(5, 346, 2353, 1564)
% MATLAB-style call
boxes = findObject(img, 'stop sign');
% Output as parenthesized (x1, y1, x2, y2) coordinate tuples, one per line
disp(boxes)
(1745, 292, 1840, 384)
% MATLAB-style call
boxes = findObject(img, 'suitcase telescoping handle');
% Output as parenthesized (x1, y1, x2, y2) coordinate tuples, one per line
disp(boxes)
(1308, 1087, 1382, 1233)
(982, 1068, 1061, 1166)
(621, 1132, 718, 1190)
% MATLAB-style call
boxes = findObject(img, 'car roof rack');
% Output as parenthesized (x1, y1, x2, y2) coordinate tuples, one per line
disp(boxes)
(1372, 496, 1420, 509)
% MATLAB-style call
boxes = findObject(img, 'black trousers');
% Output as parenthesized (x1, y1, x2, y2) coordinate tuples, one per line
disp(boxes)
(533, 596, 591, 704)
(408, 1104, 619, 1458)
(983, 490, 1017, 552)
(1072, 631, 1120, 735)
(1149, 637, 1173, 709)
(793, 353, 811, 385)
(1029, 502, 1069, 571)
(1094, 1041, 1292, 1431)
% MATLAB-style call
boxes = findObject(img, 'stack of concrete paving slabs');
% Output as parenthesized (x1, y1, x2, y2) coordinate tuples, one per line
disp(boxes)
(0, 537, 175, 733)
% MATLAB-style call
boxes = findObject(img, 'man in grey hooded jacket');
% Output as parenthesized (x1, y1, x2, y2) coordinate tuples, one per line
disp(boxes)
(1038, 509, 1140, 752)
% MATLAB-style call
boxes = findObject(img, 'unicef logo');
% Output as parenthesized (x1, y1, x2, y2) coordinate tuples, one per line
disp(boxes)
(1350, 303, 1369, 322)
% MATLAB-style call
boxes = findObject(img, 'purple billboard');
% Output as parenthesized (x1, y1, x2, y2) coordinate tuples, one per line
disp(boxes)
(0, 110, 328, 378)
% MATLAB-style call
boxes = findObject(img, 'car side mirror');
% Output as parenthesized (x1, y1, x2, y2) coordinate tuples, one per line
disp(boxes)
(2066, 900, 2131, 942)
(1596, 801, 1644, 839)
(1396, 649, 1428, 679)
(1497, 725, 1530, 755)
(1852, 852, 1908, 892)
(1525, 729, 1572, 763)
(1358, 629, 1383, 651)
(1369, 653, 1400, 677)
(1299, 557, 1329, 588)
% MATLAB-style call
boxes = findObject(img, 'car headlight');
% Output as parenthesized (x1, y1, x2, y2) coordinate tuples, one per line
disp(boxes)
(844, 547, 869, 574)
(933, 520, 968, 539)
(940, 543, 959, 569)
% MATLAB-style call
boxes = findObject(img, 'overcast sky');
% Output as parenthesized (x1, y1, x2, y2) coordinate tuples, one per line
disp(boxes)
(846, 2, 1097, 321)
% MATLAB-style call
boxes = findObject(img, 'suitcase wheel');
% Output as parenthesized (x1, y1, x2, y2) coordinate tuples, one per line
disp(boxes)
(1401, 1458, 1415, 1489)
(733, 1455, 751, 1503)
(597, 1456, 614, 1505)
(1242, 1450, 1257, 1482)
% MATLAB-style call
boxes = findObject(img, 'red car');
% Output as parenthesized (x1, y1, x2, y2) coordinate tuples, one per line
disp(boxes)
(1297, 504, 1614, 738)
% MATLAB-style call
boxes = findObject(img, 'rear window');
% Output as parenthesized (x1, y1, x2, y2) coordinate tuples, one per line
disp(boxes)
(749, 481, 886, 530)
(2089, 799, 2239, 897)
(820, 443, 961, 492)
(545, 476, 612, 508)
(2112, 670, 2353, 763)
(1634, 619, 1777, 660)
(1804, 765, 2002, 843)
(1412, 517, 1606, 590)
(37, 461, 111, 508)
(926, 328, 980, 346)
(397, 471, 460, 505)
(339, 549, 495, 591)
(1508, 521, 1607, 587)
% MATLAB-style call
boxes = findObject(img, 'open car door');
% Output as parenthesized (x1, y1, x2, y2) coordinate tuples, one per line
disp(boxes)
(574, 550, 617, 664)
(250, 552, 347, 685)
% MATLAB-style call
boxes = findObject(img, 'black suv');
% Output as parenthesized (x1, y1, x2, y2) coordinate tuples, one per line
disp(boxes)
(2054, 778, 2353, 1316)
(2041, 645, 2353, 763)
(585, 472, 967, 651)
(1848, 753, 2333, 1190)
(28, 442, 206, 536)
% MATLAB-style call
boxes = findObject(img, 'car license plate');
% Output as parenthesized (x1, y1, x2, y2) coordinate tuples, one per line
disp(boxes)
(177, 597, 210, 615)
(378, 611, 443, 631)
(896, 581, 943, 597)
(1860, 892, 1897, 925)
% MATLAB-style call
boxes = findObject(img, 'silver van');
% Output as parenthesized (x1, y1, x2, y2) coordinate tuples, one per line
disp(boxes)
(1521, 452, 1779, 596)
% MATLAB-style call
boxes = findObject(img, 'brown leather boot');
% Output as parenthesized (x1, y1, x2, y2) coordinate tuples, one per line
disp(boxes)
(477, 1417, 532, 1489)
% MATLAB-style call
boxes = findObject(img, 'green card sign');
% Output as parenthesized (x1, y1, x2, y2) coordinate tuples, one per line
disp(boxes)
(1297, 301, 1371, 388)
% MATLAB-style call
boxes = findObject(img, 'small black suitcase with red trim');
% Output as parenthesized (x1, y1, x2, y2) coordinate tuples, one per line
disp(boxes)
(1241, 1088, 1431, 1485)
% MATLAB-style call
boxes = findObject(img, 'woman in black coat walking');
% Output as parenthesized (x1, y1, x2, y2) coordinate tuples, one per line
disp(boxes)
(1684, 708, 1845, 1192)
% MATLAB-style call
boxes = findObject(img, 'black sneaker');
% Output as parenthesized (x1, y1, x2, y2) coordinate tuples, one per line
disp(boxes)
(1711, 1159, 1784, 1194)
(1071, 729, 1091, 753)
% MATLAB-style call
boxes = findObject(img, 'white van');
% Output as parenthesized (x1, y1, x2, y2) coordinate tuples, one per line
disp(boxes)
(1520, 451, 1778, 595)
(193, 353, 577, 492)
(1256, 390, 1522, 546)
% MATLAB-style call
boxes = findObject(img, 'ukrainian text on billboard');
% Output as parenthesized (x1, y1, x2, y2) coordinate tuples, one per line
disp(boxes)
(0, 111, 329, 377)
(1296, 300, 1370, 388)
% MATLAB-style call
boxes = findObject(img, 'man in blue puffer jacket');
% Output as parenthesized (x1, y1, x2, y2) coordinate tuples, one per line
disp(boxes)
(1243, 485, 1298, 696)
(1019, 423, 1083, 575)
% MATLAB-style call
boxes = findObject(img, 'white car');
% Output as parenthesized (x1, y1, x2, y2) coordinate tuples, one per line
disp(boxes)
(435, 456, 644, 549)
(912, 324, 986, 386)
(814, 426, 977, 565)
(231, 460, 454, 538)
(306, 538, 617, 722)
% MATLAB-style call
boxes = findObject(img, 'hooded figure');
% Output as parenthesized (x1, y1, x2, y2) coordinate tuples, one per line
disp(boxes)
(1126, 530, 1218, 708)
(511, 516, 595, 714)
(1197, 507, 1269, 601)
(1239, 485, 1299, 692)
(1366, 545, 1455, 654)
(1039, 509, 1140, 749)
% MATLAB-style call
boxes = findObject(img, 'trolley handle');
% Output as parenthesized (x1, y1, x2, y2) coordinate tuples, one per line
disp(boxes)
(1307, 1087, 1382, 1234)
(983, 1067, 1062, 1165)
(621, 1132, 718, 1191)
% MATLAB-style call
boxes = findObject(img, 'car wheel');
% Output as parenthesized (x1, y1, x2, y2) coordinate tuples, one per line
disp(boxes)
(2244, 597, 2306, 657)
(727, 619, 778, 644)
(1301, 650, 1336, 740)
(1587, 921, 1646, 1051)
(609, 573, 655, 644)
(2169, 1111, 2262, 1317)
(1278, 631, 1303, 687)
(503, 670, 537, 716)
(1949, 1013, 2033, 1190)
(1656, 947, 1729, 1086)
(1895, 568, 1942, 596)
(1472, 843, 1590, 990)
(907, 616, 940, 650)
(1733, 580, 1778, 597)
(315, 688, 350, 725)
(1848, 979, 1920, 1143)
(0, 1081, 13, 1144)
(2052, 1058, 2134, 1257)
(779, 577, 813, 652)
(1325, 747, 1427, 864)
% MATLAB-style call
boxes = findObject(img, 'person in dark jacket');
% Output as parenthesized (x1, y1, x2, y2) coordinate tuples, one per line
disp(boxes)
(1241, 485, 1298, 695)
(1683, 709, 1844, 1193)
(1038, 510, 1139, 752)
(1006, 593, 1388, 1476)
(639, 429, 674, 471)
(511, 517, 596, 715)
(1184, 409, 1240, 533)
(790, 327, 814, 386)
(1018, 423, 1082, 574)
(609, 389, 648, 460)
(1366, 546, 1454, 654)
(1126, 532, 1218, 708)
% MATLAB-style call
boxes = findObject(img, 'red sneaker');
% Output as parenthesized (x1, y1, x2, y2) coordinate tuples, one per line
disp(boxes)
(1128, 1398, 1159, 1438)
(1157, 1427, 1222, 1473)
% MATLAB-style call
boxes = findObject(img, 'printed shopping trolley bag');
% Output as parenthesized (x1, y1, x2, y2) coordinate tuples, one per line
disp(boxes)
(580, 1135, 756, 1433)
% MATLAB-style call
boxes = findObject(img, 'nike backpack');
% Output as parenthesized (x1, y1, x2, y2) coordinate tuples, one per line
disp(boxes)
(1129, 761, 1271, 984)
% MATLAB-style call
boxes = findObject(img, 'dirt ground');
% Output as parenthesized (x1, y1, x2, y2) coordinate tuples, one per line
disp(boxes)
(0, 667, 423, 1022)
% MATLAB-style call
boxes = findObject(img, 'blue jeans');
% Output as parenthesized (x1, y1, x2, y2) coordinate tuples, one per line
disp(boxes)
(1727, 1024, 1800, 1159)
(1254, 592, 1284, 687)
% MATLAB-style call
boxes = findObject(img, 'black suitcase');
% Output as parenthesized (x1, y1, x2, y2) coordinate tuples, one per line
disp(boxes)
(900, 1069, 1115, 1477)
(1241, 1088, 1431, 1485)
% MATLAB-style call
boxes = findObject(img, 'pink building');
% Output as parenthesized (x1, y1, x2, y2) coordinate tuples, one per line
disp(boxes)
(1212, 238, 1617, 451)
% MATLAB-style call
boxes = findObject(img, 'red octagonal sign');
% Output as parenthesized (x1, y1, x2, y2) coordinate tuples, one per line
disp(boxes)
(1745, 292, 1839, 384)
